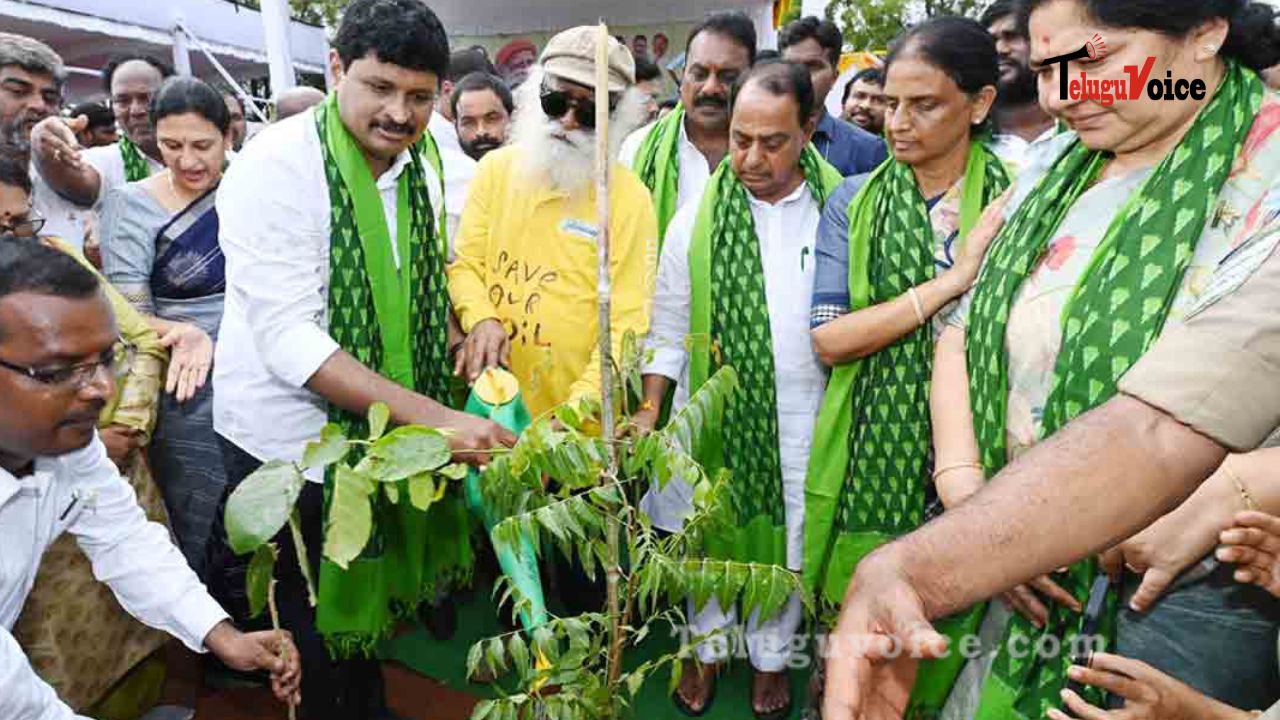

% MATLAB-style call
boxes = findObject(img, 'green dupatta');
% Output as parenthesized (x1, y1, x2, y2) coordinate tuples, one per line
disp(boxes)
(313, 94, 472, 655)
(118, 135, 152, 182)
(632, 104, 686, 241)
(687, 146, 842, 567)
(968, 62, 1263, 719)
(802, 141, 1009, 717)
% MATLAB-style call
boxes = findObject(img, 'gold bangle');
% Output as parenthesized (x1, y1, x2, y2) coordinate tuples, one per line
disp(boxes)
(907, 287, 927, 327)
(933, 461, 984, 481)
(1222, 461, 1260, 511)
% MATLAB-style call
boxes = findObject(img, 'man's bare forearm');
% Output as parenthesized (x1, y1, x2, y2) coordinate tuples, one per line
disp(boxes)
(306, 349, 458, 427)
(878, 394, 1228, 617)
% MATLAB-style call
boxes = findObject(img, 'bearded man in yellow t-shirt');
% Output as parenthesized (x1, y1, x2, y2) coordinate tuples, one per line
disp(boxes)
(448, 27, 658, 417)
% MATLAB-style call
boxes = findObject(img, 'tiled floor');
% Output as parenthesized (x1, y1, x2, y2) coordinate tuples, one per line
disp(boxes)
(194, 663, 479, 720)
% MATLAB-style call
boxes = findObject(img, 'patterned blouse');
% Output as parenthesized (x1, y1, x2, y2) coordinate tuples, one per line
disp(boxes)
(951, 94, 1280, 459)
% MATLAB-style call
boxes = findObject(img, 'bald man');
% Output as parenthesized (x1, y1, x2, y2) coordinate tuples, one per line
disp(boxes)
(274, 86, 326, 121)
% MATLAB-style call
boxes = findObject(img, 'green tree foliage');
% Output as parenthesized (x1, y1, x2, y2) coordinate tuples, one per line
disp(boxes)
(826, 0, 990, 51)
(228, 0, 348, 27)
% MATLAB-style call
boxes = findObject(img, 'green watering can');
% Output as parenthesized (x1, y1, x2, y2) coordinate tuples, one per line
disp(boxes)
(463, 367, 548, 630)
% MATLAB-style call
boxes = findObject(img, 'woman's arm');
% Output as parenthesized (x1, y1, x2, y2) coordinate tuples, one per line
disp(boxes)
(811, 191, 1009, 366)
(930, 324, 984, 508)
(812, 269, 971, 366)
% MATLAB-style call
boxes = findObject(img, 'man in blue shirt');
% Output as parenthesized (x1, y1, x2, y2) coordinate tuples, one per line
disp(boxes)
(780, 16, 887, 176)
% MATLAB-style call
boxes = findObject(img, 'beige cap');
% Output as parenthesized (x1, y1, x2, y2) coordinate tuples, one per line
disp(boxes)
(540, 26, 635, 93)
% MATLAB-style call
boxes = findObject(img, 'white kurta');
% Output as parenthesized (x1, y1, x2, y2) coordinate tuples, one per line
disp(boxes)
(640, 180, 827, 671)
(620, 116, 715, 223)
(428, 111, 478, 247)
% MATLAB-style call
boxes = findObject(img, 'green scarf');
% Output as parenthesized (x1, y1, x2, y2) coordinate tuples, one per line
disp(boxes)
(118, 135, 152, 183)
(632, 104, 686, 241)
(688, 146, 842, 567)
(312, 94, 472, 656)
(802, 141, 1009, 717)
(970, 62, 1263, 719)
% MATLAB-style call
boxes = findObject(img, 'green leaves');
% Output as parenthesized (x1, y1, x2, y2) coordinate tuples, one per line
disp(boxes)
(224, 460, 306, 554)
(321, 465, 374, 569)
(366, 426, 451, 482)
(367, 402, 390, 440)
(407, 473, 446, 511)
(246, 543, 277, 618)
(302, 423, 349, 470)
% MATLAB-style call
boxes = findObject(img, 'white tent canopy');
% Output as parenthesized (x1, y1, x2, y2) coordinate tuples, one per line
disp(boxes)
(0, 0, 327, 101)
(428, 0, 773, 39)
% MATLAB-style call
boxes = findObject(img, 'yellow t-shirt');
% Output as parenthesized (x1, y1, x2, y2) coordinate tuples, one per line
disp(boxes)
(448, 145, 658, 418)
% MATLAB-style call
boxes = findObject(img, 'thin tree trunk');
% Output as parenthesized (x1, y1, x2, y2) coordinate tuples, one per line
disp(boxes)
(591, 23, 626, 698)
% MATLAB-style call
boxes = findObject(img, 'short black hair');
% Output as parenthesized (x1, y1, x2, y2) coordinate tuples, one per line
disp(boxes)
(447, 48, 496, 84)
(1020, 0, 1280, 72)
(687, 11, 758, 65)
(333, 0, 450, 78)
(634, 58, 662, 84)
(779, 15, 844, 69)
(842, 67, 884, 105)
(450, 72, 514, 118)
(0, 237, 101, 340)
(101, 55, 173, 96)
(150, 76, 232, 136)
(69, 102, 114, 130)
(0, 154, 32, 196)
(731, 60, 814, 126)
(980, 0, 1023, 32)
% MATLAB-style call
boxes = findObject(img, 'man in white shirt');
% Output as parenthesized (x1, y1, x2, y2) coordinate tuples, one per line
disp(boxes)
(31, 54, 171, 208)
(0, 239, 300, 719)
(620, 11, 757, 242)
(0, 34, 94, 250)
(428, 47, 492, 243)
(212, 2, 513, 717)
(631, 62, 840, 720)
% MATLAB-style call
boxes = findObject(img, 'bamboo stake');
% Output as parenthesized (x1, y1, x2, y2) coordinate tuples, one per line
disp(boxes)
(593, 22, 625, 696)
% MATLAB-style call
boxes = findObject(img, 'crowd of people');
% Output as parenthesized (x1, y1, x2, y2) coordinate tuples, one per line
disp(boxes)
(1, 0, 1280, 719)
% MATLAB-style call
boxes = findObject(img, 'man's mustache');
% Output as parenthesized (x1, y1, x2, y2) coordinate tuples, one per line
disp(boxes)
(372, 119, 415, 136)
(693, 94, 728, 109)
(470, 135, 501, 150)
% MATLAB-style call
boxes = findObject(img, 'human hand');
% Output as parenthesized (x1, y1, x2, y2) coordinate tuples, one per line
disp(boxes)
(822, 549, 949, 720)
(953, 189, 1012, 287)
(442, 411, 517, 467)
(454, 319, 510, 383)
(158, 322, 213, 402)
(620, 403, 661, 439)
(1098, 501, 1223, 612)
(1217, 511, 1280, 597)
(32, 115, 89, 171)
(1047, 653, 1248, 720)
(99, 424, 142, 469)
(998, 574, 1082, 629)
(204, 621, 301, 706)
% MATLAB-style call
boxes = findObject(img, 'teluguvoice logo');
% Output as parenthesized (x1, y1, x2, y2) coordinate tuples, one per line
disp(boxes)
(1042, 33, 1208, 106)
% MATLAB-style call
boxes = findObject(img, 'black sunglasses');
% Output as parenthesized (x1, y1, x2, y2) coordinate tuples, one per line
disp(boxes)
(540, 86, 620, 130)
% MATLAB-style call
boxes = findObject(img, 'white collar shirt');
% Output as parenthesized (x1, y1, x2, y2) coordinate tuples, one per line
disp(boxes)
(0, 437, 228, 719)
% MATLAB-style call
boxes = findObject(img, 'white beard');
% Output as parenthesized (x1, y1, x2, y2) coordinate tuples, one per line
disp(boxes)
(510, 67, 649, 198)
